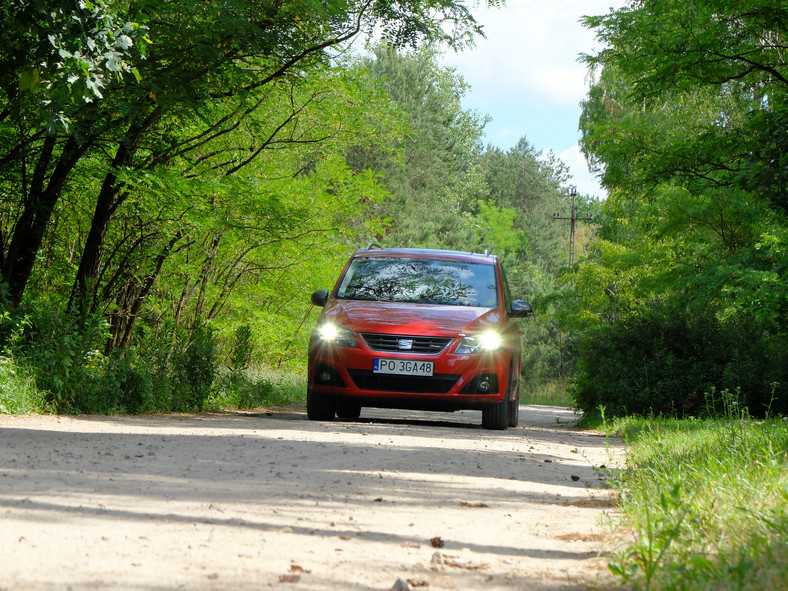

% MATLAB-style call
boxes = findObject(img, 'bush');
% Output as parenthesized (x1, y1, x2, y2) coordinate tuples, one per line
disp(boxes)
(9, 305, 109, 411)
(169, 324, 217, 412)
(570, 301, 787, 418)
(74, 353, 159, 414)
(0, 292, 306, 414)
(229, 324, 254, 373)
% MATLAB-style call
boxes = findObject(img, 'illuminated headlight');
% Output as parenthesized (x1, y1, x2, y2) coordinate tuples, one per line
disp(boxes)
(456, 332, 503, 354)
(317, 323, 356, 348)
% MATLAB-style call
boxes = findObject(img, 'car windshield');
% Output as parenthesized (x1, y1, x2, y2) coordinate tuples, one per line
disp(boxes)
(336, 257, 498, 307)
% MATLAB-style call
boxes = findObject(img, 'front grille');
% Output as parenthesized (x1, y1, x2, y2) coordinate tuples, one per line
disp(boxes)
(348, 370, 460, 394)
(361, 333, 452, 354)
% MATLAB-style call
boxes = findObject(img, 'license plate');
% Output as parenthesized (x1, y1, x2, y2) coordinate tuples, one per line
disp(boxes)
(373, 358, 434, 376)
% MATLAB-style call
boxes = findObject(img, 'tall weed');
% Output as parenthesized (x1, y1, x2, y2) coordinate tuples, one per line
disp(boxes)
(207, 367, 306, 411)
(523, 377, 574, 406)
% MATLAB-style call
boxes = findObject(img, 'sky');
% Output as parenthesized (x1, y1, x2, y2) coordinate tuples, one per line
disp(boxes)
(439, 1, 622, 198)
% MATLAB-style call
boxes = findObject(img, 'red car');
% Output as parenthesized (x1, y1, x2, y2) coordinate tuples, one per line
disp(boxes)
(307, 246, 532, 430)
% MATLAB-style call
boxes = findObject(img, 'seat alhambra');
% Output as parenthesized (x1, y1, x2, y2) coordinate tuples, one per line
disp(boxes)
(307, 246, 532, 430)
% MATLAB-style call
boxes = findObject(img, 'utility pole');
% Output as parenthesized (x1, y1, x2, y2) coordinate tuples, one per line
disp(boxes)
(552, 186, 593, 267)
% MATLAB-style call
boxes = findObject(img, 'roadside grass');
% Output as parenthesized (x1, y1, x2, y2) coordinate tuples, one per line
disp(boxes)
(2, 364, 570, 415)
(0, 350, 307, 415)
(524, 377, 574, 407)
(206, 367, 307, 411)
(602, 408, 788, 590)
(0, 356, 47, 414)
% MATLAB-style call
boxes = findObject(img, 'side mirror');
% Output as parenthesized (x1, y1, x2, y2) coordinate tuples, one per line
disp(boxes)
(311, 289, 329, 307)
(510, 300, 533, 318)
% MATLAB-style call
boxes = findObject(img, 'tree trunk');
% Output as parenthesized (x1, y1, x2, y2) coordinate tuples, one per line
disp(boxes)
(192, 234, 222, 326)
(2, 135, 86, 305)
(104, 231, 184, 355)
(68, 111, 159, 314)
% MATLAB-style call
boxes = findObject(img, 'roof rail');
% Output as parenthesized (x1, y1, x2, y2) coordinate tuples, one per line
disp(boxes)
(365, 243, 382, 250)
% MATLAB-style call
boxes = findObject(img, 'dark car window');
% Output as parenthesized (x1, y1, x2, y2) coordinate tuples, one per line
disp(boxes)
(336, 257, 499, 307)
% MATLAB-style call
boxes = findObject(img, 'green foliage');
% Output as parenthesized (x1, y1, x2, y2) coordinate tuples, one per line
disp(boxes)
(474, 199, 527, 257)
(522, 378, 573, 407)
(1, 0, 490, 308)
(569, 0, 788, 421)
(2, 0, 149, 133)
(479, 140, 571, 269)
(229, 324, 254, 374)
(569, 300, 788, 418)
(349, 43, 486, 249)
(12, 303, 110, 411)
(606, 415, 788, 590)
(169, 324, 216, 412)
(207, 368, 306, 411)
(76, 352, 158, 414)
(582, 0, 788, 212)
(0, 356, 46, 414)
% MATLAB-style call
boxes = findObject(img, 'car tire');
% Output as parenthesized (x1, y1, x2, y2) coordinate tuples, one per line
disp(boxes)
(508, 388, 520, 428)
(336, 402, 361, 420)
(508, 370, 520, 427)
(307, 389, 336, 421)
(482, 395, 509, 430)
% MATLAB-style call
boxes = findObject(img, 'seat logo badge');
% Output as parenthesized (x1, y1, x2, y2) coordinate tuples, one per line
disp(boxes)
(397, 339, 414, 350)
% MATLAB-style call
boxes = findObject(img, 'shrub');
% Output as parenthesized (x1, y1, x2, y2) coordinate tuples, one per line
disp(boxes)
(74, 353, 158, 414)
(10, 305, 109, 412)
(169, 324, 217, 412)
(570, 300, 787, 418)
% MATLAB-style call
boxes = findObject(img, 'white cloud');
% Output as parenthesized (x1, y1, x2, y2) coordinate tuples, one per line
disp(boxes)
(442, 1, 612, 106)
(437, 1, 623, 179)
(558, 143, 606, 198)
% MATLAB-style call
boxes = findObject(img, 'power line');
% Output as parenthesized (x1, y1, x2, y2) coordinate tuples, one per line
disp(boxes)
(552, 186, 593, 267)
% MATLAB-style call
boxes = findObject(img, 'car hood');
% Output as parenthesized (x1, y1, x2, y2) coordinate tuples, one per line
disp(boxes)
(320, 299, 502, 336)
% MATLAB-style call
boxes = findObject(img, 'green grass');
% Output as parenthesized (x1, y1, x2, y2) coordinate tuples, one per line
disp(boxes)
(603, 412, 788, 590)
(205, 367, 307, 411)
(523, 377, 574, 407)
(0, 356, 47, 414)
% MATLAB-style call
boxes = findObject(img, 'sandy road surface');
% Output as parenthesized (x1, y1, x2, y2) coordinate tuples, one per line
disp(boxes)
(0, 405, 621, 590)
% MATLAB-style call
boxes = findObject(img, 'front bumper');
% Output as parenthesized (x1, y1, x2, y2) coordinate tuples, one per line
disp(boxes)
(307, 338, 511, 410)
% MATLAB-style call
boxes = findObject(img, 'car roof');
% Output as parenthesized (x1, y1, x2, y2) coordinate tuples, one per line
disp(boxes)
(351, 246, 498, 265)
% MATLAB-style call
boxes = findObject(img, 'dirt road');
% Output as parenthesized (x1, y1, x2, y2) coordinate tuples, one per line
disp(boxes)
(0, 405, 621, 590)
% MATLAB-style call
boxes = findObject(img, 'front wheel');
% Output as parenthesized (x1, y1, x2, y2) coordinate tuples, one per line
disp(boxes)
(307, 389, 336, 421)
(482, 395, 509, 430)
(336, 402, 361, 420)
(508, 382, 520, 428)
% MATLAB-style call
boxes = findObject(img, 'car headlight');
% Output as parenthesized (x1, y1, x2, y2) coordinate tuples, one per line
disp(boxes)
(456, 331, 503, 354)
(317, 323, 356, 348)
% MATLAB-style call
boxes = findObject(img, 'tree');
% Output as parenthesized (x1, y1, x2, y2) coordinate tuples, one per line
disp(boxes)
(566, 0, 788, 417)
(346, 43, 492, 249)
(0, 0, 499, 308)
(581, 0, 788, 212)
